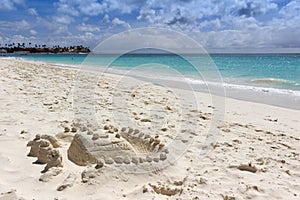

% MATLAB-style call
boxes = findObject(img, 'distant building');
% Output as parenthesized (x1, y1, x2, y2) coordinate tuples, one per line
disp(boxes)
(13, 51, 30, 55)
(0, 49, 7, 53)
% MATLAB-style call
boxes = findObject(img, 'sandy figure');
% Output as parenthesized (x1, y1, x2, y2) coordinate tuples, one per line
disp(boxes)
(35, 140, 53, 164)
(26, 134, 42, 157)
(42, 149, 63, 173)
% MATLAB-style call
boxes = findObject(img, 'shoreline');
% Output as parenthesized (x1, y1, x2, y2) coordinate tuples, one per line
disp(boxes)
(2, 56, 298, 110)
(125, 74, 300, 110)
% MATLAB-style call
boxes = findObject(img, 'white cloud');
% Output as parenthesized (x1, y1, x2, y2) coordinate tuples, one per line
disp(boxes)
(46, 22, 70, 35)
(78, 1, 105, 16)
(30, 29, 37, 35)
(102, 0, 145, 14)
(266, 1, 300, 30)
(56, 1, 80, 16)
(0, 0, 15, 10)
(55, 0, 105, 16)
(0, 0, 24, 11)
(102, 14, 110, 23)
(0, 20, 31, 31)
(53, 15, 74, 24)
(76, 23, 101, 32)
(82, 17, 89, 22)
(136, 0, 279, 31)
(191, 24, 300, 51)
(230, 16, 261, 31)
(39, 32, 109, 48)
(279, 0, 300, 18)
(199, 18, 221, 30)
(1, 0, 299, 51)
(0, 34, 41, 47)
(55, 0, 146, 17)
(10, 34, 26, 41)
(28, 8, 38, 16)
(112, 18, 131, 29)
(84, 32, 94, 38)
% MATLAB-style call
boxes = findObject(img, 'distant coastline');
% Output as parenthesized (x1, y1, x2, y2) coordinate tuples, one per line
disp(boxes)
(0, 45, 90, 55)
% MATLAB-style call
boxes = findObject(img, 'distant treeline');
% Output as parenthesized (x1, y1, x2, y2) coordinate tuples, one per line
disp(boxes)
(0, 43, 90, 54)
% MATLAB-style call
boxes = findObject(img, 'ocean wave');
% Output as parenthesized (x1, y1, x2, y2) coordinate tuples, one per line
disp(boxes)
(0, 56, 25, 61)
(250, 78, 297, 85)
(183, 77, 207, 85)
(223, 82, 300, 97)
(52, 63, 80, 69)
(182, 77, 300, 97)
(137, 75, 300, 97)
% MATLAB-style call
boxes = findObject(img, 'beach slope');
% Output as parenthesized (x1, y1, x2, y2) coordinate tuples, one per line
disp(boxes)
(0, 59, 299, 199)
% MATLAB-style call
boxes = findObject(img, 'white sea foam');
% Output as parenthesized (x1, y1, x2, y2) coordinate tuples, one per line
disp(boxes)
(249, 78, 299, 87)
(183, 77, 300, 97)
(52, 63, 81, 69)
(0, 56, 25, 61)
(110, 70, 300, 97)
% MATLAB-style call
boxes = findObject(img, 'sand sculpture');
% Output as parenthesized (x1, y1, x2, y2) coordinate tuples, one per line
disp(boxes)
(40, 134, 60, 148)
(35, 140, 53, 164)
(27, 121, 170, 174)
(27, 134, 60, 158)
(27, 134, 63, 172)
(67, 124, 169, 169)
(27, 134, 43, 157)
(42, 149, 63, 173)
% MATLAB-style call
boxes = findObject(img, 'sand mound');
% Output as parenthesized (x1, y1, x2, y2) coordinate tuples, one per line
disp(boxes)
(67, 125, 169, 171)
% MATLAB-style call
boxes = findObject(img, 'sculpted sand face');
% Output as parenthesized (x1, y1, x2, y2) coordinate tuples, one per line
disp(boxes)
(67, 123, 169, 172)
(27, 134, 63, 174)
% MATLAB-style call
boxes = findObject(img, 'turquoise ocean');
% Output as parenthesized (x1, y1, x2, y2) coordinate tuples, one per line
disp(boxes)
(4, 53, 300, 109)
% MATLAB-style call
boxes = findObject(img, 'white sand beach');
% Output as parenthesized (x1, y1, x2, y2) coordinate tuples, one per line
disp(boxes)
(0, 59, 299, 200)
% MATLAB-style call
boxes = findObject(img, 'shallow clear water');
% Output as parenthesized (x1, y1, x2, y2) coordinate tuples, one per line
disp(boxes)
(6, 53, 300, 94)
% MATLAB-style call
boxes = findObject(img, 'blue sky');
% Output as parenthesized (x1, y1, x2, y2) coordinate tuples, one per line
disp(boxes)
(0, 0, 300, 52)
